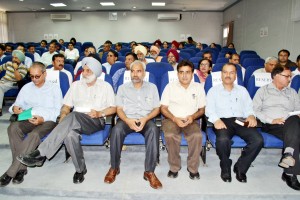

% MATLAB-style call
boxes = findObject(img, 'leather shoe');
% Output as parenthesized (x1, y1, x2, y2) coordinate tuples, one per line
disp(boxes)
(12, 170, 27, 184)
(278, 153, 295, 169)
(17, 150, 45, 167)
(233, 164, 247, 183)
(282, 172, 300, 190)
(187, 168, 200, 180)
(0, 173, 12, 187)
(143, 171, 162, 189)
(104, 168, 120, 184)
(221, 171, 232, 182)
(167, 170, 178, 178)
(73, 168, 87, 184)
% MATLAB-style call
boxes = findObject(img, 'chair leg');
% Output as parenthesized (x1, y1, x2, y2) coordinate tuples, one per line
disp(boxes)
(201, 145, 207, 164)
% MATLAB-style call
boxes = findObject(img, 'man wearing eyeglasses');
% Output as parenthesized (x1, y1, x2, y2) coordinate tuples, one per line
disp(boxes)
(17, 57, 116, 184)
(253, 66, 300, 191)
(102, 49, 119, 74)
(0, 62, 63, 187)
(166, 49, 179, 70)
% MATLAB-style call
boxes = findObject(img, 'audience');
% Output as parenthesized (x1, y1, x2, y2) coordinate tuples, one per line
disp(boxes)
(41, 42, 58, 67)
(99, 41, 112, 59)
(278, 49, 297, 68)
(27, 45, 41, 62)
(39, 40, 47, 50)
(149, 45, 163, 62)
(0, 44, 6, 62)
(64, 42, 79, 67)
(5, 44, 13, 53)
(134, 45, 154, 64)
(167, 49, 179, 70)
(114, 43, 122, 52)
(195, 58, 212, 83)
(162, 41, 168, 49)
(253, 56, 278, 74)
(16, 43, 32, 68)
(293, 54, 300, 76)
(102, 49, 119, 74)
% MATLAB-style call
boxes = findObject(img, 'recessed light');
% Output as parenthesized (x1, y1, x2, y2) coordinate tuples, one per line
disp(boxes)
(41, 8, 45, 10)
(100, 2, 115, 6)
(152, 2, 166, 6)
(132, 6, 136, 9)
(86, 7, 91, 9)
(19, 0, 24, 2)
(50, 3, 67, 7)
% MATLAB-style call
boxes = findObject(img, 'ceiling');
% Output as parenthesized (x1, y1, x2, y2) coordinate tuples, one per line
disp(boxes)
(0, 0, 240, 13)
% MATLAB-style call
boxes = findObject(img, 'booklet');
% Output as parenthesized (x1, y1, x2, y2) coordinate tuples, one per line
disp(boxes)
(18, 108, 33, 121)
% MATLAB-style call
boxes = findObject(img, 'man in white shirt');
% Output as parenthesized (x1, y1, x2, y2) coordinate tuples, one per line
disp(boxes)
(16, 44, 32, 69)
(134, 45, 154, 65)
(17, 57, 116, 184)
(64, 42, 79, 67)
(41, 42, 58, 67)
(27, 45, 41, 62)
(102, 49, 119, 74)
(48, 54, 73, 86)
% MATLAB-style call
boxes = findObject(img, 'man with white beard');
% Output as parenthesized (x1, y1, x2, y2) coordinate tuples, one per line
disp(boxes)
(17, 57, 116, 184)
(149, 46, 163, 62)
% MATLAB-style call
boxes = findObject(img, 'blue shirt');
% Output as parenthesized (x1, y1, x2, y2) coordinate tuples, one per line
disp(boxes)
(9, 81, 63, 122)
(206, 84, 254, 123)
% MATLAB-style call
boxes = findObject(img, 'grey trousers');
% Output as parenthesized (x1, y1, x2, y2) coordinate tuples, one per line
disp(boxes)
(110, 119, 159, 172)
(6, 120, 57, 177)
(0, 81, 17, 109)
(38, 112, 105, 173)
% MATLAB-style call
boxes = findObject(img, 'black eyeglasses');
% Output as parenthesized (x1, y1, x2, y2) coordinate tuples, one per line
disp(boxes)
(29, 72, 44, 79)
(279, 74, 292, 78)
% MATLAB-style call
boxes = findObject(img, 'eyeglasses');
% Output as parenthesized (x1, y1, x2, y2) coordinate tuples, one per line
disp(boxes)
(200, 63, 209, 67)
(168, 56, 175, 59)
(29, 72, 44, 79)
(279, 74, 292, 78)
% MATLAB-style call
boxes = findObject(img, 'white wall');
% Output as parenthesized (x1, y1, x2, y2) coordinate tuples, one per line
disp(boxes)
(7, 11, 223, 48)
(224, 0, 300, 61)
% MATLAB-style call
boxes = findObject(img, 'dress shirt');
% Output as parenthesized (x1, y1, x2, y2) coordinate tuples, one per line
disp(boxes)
(41, 51, 58, 67)
(64, 79, 115, 112)
(116, 81, 160, 119)
(9, 81, 63, 122)
(206, 84, 254, 123)
(160, 81, 206, 118)
(253, 83, 300, 124)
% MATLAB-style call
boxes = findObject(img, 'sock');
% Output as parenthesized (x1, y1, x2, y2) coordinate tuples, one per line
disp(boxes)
(284, 147, 294, 155)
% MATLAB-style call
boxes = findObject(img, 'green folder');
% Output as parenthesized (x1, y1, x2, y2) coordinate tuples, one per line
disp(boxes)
(18, 108, 33, 121)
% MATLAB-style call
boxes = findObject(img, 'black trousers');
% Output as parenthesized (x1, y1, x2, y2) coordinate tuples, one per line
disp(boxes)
(213, 118, 263, 174)
(262, 116, 300, 175)
(110, 119, 159, 172)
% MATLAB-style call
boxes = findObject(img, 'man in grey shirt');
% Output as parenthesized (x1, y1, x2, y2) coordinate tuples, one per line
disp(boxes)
(253, 66, 300, 191)
(104, 60, 162, 189)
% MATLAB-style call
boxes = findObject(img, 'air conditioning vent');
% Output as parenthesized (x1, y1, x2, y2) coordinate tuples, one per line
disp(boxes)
(157, 13, 181, 21)
(50, 14, 71, 21)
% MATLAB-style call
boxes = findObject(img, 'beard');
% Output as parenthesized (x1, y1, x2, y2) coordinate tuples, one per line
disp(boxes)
(150, 54, 158, 59)
(82, 73, 97, 84)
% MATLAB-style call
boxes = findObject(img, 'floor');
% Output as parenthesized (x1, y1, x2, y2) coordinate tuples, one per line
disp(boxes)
(0, 105, 299, 200)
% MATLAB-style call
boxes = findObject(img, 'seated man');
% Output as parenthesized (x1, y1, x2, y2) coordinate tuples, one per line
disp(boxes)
(0, 50, 28, 116)
(16, 43, 32, 69)
(17, 57, 116, 184)
(167, 49, 179, 70)
(277, 49, 297, 68)
(253, 56, 278, 74)
(206, 63, 263, 183)
(41, 42, 58, 67)
(104, 60, 162, 189)
(64, 42, 79, 67)
(149, 45, 163, 62)
(134, 45, 154, 64)
(47, 54, 73, 86)
(161, 60, 205, 180)
(27, 45, 41, 62)
(0, 62, 63, 187)
(102, 49, 119, 74)
(253, 66, 300, 190)
(112, 52, 137, 92)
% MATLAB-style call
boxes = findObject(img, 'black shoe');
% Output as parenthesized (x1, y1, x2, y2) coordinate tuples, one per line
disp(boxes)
(12, 170, 27, 184)
(282, 172, 300, 190)
(233, 164, 247, 183)
(0, 173, 12, 187)
(221, 171, 232, 182)
(73, 168, 87, 184)
(278, 153, 295, 169)
(187, 168, 200, 180)
(167, 170, 178, 178)
(17, 150, 45, 167)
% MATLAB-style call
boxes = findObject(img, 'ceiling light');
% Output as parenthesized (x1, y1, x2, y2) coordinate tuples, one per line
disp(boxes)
(100, 2, 115, 6)
(86, 7, 91, 9)
(50, 3, 67, 7)
(132, 6, 136, 9)
(41, 8, 45, 10)
(152, 2, 166, 6)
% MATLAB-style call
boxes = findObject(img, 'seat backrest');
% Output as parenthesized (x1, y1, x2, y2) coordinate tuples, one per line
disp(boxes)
(109, 62, 126, 77)
(1, 55, 12, 64)
(240, 50, 257, 57)
(179, 52, 191, 60)
(240, 54, 260, 64)
(246, 73, 272, 99)
(101, 52, 108, 63)
(180, 49, 196, 57)
(118, 56, 125, 62)
(220, 48, 236, 54)
(160, 71, 200, 96)
(25, 52, 35, 62)
(216, 57, 229, 64)
(243, 65, 264, 87)
(242, 58, 265, 69)
(189, 57, 202, 64)
(116, 71, 156, 92)
(204, 72, 243, 94)
(63, 64, 74, 77)
(145, 62, 174, 94)
(291, 75, 300, 92)
(45, 70, 70, 97)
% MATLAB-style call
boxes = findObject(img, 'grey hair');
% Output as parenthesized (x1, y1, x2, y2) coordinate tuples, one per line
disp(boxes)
(30, 61, 46, 72)
(130, 60, 146, 71)
(265, 56, 278, 64)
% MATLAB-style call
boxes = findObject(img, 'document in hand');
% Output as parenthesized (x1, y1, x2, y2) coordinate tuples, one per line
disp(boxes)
(18, 108, 33, 121)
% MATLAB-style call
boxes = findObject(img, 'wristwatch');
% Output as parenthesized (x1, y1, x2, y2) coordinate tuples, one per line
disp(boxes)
(101, 111, 106, 118)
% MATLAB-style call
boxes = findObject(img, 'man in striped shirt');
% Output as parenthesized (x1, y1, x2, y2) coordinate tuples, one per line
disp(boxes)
(0, 50, 28, 116)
